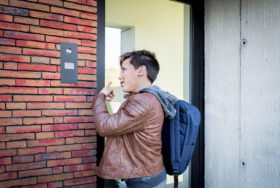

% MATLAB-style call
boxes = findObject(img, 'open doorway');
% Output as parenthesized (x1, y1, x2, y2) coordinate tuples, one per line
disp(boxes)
(104, 0, 191, 187)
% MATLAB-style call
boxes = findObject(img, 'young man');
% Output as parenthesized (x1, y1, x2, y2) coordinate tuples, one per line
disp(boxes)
(92, 50, 176, 187)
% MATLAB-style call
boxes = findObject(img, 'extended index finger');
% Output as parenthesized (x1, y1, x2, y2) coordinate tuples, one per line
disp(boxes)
(106, 81, 112, 88)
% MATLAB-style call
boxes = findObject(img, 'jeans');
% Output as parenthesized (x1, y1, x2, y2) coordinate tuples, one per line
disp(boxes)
(125, 168, 166, 188)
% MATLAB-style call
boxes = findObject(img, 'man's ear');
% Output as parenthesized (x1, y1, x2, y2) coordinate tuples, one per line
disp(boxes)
(138, 65, 146, 76)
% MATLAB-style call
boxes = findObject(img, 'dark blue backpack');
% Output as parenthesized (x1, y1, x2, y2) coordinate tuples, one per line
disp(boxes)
(161, 100, 201, 187)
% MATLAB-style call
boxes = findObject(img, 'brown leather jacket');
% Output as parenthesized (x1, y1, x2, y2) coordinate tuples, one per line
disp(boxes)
(92, 92, 164, 179)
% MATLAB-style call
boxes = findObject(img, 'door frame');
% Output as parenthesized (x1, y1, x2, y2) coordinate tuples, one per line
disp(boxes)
(96, 0, 205, 187)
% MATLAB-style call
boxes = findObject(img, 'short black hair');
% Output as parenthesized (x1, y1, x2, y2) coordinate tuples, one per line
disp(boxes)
(120, 50, 160, 83)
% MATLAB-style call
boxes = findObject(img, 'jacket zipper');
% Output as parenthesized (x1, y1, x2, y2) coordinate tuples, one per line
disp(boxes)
(120, 138, 124, 167)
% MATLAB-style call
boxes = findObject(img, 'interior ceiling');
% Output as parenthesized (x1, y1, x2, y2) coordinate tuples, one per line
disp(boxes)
(106, 0, 182, 28)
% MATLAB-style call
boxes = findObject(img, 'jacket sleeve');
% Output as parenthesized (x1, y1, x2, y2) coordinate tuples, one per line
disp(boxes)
(92, 93, 150, 137)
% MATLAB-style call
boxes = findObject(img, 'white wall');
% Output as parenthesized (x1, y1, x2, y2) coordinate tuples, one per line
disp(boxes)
(205, 0, 280, 187)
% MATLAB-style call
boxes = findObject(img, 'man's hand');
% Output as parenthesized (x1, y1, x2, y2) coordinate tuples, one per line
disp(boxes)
(100, 82, 115, 101)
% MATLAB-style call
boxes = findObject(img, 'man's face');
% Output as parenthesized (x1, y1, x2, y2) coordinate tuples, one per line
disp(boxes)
(119, 58, 139, 93)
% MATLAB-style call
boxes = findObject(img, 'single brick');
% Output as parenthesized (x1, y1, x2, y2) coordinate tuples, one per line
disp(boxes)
(55, 130, 84, 138)
(64, 31, 96, 40)
(74, 170, 96, 178)
(30, 10, 63, 21)
(27, 102, 64, 109)
(0, 5, 29, 16)
(16, 79, 51, 87)
(0, 133, 34, 142)
(80, 12, 97, 20)
(87, 0, 97, 7)
(42, 72, 60, 79)
(5, 31, 44, 41)
(0, 21, 29, 32)
(6, 125, 41, 133)
(64, 2, 96, 13)
(51, 6, 79, 17)
(81, 40, 96, 47)
(0, 38, 15, 45)
(78, 74, 96, 81)
(85, 130, 96, 136)
(6, 140, 27, 148)
(0, 46, 21, 54)
(54, 96, 86, 102)
(28, 138, 65, 147)
(77, 26, 96, 34)
(0, 149, 17, 157)
(0, 103, 5, 110)
(10, 0, 49, 11)
(17, 40, 55, 50)
(47, 144, 81, 152)
(0, 177, 37, 187)
(23, 117, 53, 125)
(14, 16, 39, 25)
(0, 110, 11, 117)
(6, 103, 26, 109)
(65, 102, 92, 109)
(6, 161, 46, 171)
(47, 158, 82, 167)
(38, 0, 63, 6)
(0, 70, 41, 79)
(41, 20, 76, 31)
(83, 156, 96, 163)
(0, 79, 16, 86)
(75, 81, 96, 88)
(38, 88, 64, 94)
(13, 110, 41, 117)
(78, 46, 96, 53)
(23, 48, 60, 58)
(72, 150, 96, 157)
(35, 152, 71, 161)
(42, 124, 78, 131)
(37, 173, 73, 183)
(79, 109, 93, 116)
(18, 147, 46, 155)
(64, 116, 94, 124)
(0, 172, 17, 181)
(32, 56, 50, 64)
(78, 53, 96, 61)
(66, 136, 96, 144)
(64, 163, 95, 172)
(64, 16, 96, 27)
(64, 176, 95, 186)
(13, 156, 34, 164)
(4, 62, 17, 69)
(0, 118, 22, 126)
(36, 132, 54, 139)
(0, 54, 30, 63)
(19, 168, 52, 178)
(42, 110, 77, 116)
(0, 157, 12, 165)
(14, 95, 53, 102)
(30, 26, 64, 36)
(50, 80, 75, 87)
(18, 63, 57, 72)
(0, 87, 37, 94)
(79, 123, 95, 130)
(0, 127, 5, 133)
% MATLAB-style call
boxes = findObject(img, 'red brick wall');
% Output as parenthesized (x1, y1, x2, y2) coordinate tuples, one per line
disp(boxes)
(0, 0, 97, 187)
